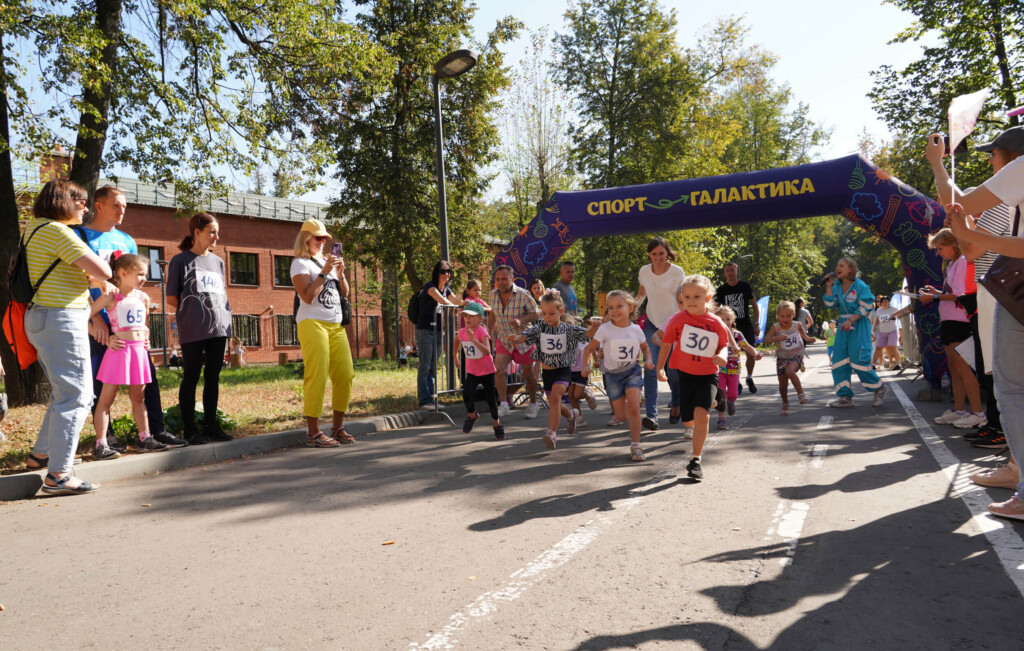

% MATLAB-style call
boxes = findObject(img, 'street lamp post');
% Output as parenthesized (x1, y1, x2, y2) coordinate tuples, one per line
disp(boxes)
(156, 259, 169, 368)
(432, 49, 477, 261)
(432, 49, 477, 393)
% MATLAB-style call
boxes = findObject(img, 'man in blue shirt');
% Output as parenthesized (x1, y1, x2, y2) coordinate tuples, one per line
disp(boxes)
(84, 186, 186, 455)
(552, 261, 578, 318)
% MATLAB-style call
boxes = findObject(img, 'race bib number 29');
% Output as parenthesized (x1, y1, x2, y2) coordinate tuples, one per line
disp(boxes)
(680, 324, 719, 358)
(462, 341, 483, 360)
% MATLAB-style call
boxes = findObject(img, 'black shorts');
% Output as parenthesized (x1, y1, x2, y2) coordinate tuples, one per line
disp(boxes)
(570, 371, 588, 387)
(735, 318, 756, 348)
(679, 371, 719, 421)
(941, 320, 972, 346)
(541, 367, 573, 394)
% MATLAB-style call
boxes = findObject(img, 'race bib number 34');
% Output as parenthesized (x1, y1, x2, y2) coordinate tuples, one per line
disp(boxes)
(540, 333, 567, 354)
(680, 324, 719, 358)
(195, 269, 225, 295)
(116, 297, 146, 327)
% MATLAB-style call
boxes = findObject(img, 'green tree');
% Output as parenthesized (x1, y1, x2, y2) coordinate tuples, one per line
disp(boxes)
(1, 0, 389, 404)
(325, 0, 521, 357)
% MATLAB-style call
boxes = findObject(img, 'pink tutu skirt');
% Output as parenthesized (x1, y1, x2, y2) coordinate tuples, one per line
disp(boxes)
(97, 339, 152, 385)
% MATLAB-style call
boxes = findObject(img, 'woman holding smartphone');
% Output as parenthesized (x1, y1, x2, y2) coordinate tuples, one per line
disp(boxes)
(291, 219, 354, 446)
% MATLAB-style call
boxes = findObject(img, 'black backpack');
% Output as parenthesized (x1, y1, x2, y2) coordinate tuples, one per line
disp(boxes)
(9, 222, 62, 303)
(407, 288, 423, 324)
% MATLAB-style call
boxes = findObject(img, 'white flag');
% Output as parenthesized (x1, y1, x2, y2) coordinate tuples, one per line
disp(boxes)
(948, 89, 990, 153)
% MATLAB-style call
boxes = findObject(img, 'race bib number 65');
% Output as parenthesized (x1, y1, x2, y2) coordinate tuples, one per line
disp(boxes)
(680, 324, 719, 358)
(540, 333, 567, 354)
(116, 297, 145, 327)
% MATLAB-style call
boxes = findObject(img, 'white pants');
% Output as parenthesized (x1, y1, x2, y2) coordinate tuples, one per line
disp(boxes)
(977, 284, 996, 375)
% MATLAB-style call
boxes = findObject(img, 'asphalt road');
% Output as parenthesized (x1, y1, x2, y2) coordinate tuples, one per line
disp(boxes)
(3, 344, 1022, 650)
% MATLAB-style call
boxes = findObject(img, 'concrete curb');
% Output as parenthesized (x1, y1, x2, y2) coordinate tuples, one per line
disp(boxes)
(0, 408, 434, 502)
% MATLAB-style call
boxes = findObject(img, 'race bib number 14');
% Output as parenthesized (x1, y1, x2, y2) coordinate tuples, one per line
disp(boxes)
(680, 324, 719, 358)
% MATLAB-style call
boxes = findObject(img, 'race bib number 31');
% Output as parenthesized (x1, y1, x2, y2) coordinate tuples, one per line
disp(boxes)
(680, 324, 719, 358)
(195, 269, 225, 295)
(540, 333, 567, 355)
(609, 339, 639, 365)
(116, 297, 146, 327)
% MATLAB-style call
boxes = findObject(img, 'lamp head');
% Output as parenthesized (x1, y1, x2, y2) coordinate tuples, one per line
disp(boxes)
(435, 49, 477, 78)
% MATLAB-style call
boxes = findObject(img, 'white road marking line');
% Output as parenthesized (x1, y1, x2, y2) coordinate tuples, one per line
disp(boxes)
(410, 414, 749, 649)
(817, 416, 834, 431)
(889, 381, 1024, 595)
(763, 444, 828, 566)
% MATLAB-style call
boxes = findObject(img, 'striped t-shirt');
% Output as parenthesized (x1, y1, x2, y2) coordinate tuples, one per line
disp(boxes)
(974, 203, 1013, 280)
(24, 218, 92, 308)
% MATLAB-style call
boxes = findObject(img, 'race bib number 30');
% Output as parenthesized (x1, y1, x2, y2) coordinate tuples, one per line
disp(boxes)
(462, 341, 483, 360)
(116, 297, 146, 327)
(609, 339, 639, 365)
(195, 269, 225, 295)
(680, 324, 719, 358)
(540, 333, 567, 355)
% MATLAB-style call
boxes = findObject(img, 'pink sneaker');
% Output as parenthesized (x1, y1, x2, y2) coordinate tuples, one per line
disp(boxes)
(543, 429, 557, 449)
(988, 495, 1024, 521)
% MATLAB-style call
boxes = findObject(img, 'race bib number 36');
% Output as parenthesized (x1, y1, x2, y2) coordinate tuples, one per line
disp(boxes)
(116, 297, 146, 327)
(680, 324, 719, 358)
(609, 339, 639, 364)
(462, 341, 483, 360)
(195, 269, 225, 295)
(540, 333, 567, 355)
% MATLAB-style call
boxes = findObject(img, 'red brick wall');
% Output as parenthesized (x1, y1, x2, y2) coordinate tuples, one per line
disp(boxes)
(116, 205, 385, 364)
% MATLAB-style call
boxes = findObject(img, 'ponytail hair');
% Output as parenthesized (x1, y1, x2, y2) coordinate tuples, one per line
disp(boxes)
(179, 212, 217, 251)
(108, 252, 149, 286)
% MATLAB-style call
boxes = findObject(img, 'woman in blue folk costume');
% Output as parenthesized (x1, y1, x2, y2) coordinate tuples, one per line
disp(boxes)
(822, 257, 888, 408)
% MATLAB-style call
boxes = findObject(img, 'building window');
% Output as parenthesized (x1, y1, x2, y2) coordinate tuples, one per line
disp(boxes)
(232, 314, 261, 346)
(367, 315, 380, 345)
(274, 256, 294, 287)
(276, 315, 298, 346)
(149, 312, 166, 350)
(137, 245, 163, 280)
(229, 252, 259, 286)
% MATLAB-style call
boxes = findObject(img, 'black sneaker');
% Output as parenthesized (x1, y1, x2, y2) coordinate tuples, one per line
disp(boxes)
(641, 416, 659, 431)
(686, 458, 703, 480)
(965, 426, 1000, 442)
(136, 436, 168, 452)
(185, 427, 210, 445)
(463, 414, 478, 434)
(746, 377, 757, 394)
(973, 431, 1007, 449)
(153, 431, 188, 448)
(106, 436, 127, 453)
(494, 424, 505, 441)
(93, 443, 121, 460)
(205, 424, 233, 442)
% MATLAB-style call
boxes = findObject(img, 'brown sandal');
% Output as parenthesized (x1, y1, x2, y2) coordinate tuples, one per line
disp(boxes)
(307, 432, 339, 448)
(333, 427, 355, 444)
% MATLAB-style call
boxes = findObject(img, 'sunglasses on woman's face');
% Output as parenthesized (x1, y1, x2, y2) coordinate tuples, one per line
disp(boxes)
(314, 235, 330, 242)
(440, 268, 452, 274)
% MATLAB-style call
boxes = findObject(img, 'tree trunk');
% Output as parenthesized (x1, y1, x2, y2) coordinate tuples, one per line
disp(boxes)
(383, 264, 398, 362)
(0, 31, 50, 406)
(68, 0, 123, 195)
(989, 0, 1019, 126)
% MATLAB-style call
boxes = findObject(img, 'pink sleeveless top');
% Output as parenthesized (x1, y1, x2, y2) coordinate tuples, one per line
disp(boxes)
(108, 289, 147, 332)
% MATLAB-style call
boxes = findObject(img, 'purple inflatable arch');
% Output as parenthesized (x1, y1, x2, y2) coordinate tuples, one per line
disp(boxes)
(492, 154, 949, 385)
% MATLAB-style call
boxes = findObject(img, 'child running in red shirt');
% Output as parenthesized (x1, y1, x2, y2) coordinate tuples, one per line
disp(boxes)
(655, 275, 730, 480)
(457, 302, 504, 440)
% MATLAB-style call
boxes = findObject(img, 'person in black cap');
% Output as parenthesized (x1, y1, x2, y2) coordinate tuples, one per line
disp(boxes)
(925, 125, 1024, 521)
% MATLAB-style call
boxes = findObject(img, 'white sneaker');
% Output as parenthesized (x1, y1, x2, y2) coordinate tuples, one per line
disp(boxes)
(566, 409, 579, 435)
(584, 388, 597, 410)
(497, 402, 511, 418)
(543, 429, 557, 449)
(872, 385, 888, 407)
(972, 462, 1019, 489)
(607, 416, 624, 427)
(827, 396, 854, 408)
(934, 409, 964, 424)
(953, 412, 987, 429)
(575, 413, 587, 427)
(682, 426, 694, 440)
(524, 402, 541, 419)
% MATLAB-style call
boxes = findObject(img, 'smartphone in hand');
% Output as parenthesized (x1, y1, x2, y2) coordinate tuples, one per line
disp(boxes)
(332, 242, 343, 258)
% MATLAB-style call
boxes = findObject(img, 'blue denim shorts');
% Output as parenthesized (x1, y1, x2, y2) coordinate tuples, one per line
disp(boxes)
(603, 364, 643, 402)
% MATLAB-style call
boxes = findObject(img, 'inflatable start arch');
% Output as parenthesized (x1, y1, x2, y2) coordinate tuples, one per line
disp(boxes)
(492, 154, 949, 386)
